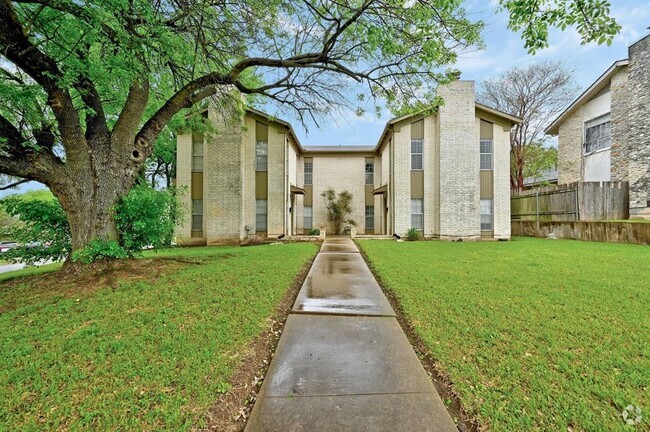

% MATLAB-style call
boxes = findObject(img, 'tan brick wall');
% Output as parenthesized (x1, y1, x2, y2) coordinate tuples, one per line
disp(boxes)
(310, 154, 367, 234)
(492, 120, 512, 239)
(242, 116, 256, 237)
(423, 115, 438, 237)
(175, 133, 193, 241)
(204, 104, 244, 244)
(267, 124, 286, 236)
(610, 68, 630, 182)
(392, 123, 412, 235)
(437, 81, 480, 238)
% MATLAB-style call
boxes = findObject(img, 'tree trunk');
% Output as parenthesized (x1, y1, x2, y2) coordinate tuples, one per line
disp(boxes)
(50, 134, 142, 254)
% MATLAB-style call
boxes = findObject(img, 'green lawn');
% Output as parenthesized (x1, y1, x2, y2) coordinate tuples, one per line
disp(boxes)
(0, 243, 317, 431)
(359, 237, 649, 431)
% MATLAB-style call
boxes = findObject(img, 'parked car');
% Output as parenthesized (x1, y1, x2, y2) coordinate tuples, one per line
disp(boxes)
(0, 241, 18, 253)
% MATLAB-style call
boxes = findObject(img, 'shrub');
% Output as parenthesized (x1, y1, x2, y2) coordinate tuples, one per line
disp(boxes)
(321, 189, 357, 234)
(406, 228, 421, 241)
(1, 185, 179, 264)
(72, 239, 128, 263)
(308, 228, 320, 235)
(0, 196, 71, 264)
(115, 185, 179, 252)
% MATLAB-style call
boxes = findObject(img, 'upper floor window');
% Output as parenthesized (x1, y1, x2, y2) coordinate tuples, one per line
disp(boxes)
(411, 139, 423, 170)
(256, 140, 268, 171)
(304, 161, 313, 185)
(365, 161, 374, 185)
(192, 137, 203, 172)
(480, 138, 493, 170)
(584, 114, 611, 154)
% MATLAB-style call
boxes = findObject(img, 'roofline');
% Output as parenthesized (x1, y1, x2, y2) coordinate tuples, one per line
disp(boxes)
(545, 59, 629, 135)
(475, 103, 522, 125)
(245, 107, 305, 152)
(302, 146, 376, 155)
(373, 103, 522, 151)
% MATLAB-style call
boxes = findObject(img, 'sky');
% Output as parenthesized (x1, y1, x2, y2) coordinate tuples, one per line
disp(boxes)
(4, 0, 650, 196)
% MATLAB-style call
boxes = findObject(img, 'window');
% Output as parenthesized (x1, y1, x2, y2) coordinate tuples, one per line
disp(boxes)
(411, 139, 423, 170)
(365, 206, 374, 231)
(256, 140, 268, 171)
(584, 114, 611, 154)
(192, 138, 203, 172)
(365, 161, 374, 185)
(480, 199, 493, 231)
(256, 199, 267, 231)
(191, 199, 203, 232)
(411, 199, 423, 230)
(480, 138, 493, 170)
(304, 161, 313, 185)
(304, 206, 312, 230)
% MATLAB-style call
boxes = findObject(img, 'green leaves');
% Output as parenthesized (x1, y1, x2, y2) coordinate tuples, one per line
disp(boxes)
(499, 0, 621, 54)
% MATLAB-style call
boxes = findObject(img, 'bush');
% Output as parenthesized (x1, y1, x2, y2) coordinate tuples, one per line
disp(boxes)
(0, 196, 71, 264)
(115, 185, 179, 252)
(406, 228, 421, 241)
(308, 228, 320, 235)
(72, 239, 128, 263)
(1, 185, 179, 264)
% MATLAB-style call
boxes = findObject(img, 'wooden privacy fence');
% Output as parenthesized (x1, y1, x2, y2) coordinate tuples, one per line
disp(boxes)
(511, 181, 629, 222)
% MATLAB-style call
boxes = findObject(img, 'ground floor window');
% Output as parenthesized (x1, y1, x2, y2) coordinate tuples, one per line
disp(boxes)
(480, 199, 493, 231)
(365, 206, 374, 231)
(191, 199, 203, 232)
(411, 199, 423, 230)
(304, 206, 312, 230)
(256, 199, 267, 232)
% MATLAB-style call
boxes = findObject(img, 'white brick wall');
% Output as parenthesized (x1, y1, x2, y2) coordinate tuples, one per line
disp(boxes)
(309, 154, 367, 234)
(492, 121, 511, 239)
(437, 81, 480, 238)
(423, 115, 438, 237)
(392, 123, 412, 235)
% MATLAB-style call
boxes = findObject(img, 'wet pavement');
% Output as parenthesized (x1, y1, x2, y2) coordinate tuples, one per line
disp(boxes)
(245, 237, 456, 432)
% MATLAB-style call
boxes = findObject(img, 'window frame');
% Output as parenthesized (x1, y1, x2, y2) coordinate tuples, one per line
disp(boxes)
(256, 199, 268, 232)
(584, 113, 611, 155)
(410, 139, 423, 171)
(191, 199, 203, 232)
(480, 199, 493, 231)
(304, 161, 313, 185)
(410, 198, 424, 230)
(255, 140, 268, 172)
(480, 138, 493, 170)
(365, 205, 374, 231)
(303, 206, 313, 230)
(365, 162, 374, 185)
(192, 138, 204, 172)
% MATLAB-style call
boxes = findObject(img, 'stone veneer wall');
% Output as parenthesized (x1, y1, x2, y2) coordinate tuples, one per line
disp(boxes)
(557, 109, 583, 184)
(626, 35, 650, 210)
(610, 69, 630, 182)
(437, 81, 480, 238)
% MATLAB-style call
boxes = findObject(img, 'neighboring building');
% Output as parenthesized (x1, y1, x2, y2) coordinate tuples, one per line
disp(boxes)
(176, 80, 520, 244)
(546, 34, 650, 219)
(523, 168, 558, 190)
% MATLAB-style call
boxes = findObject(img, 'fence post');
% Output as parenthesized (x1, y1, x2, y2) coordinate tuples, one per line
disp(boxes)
(575, 185, 580, 221)
(536, 190, 540, 230)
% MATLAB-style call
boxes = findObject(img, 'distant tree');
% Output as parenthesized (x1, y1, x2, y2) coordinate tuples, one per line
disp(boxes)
(321, 189, 357, 235)
(478, 61, 579, 191)
(519, 143, 558, 187)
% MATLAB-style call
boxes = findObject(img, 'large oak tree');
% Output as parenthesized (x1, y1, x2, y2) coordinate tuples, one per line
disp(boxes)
(0, 0, 620, 254)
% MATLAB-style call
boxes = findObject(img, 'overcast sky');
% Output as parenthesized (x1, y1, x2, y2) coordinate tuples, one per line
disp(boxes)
(5, 0, 650, 196)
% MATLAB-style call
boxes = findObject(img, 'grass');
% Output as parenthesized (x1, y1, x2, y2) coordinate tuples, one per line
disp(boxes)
(359, 237, 649, 431)
(0, 243, 318, 431)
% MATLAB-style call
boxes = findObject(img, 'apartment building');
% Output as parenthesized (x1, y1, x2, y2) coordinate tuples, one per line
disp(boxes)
(546, 34, 650, 219)
(176, 80, 520, 244)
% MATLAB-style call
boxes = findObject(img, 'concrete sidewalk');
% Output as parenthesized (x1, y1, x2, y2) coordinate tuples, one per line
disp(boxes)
(245, 237, 457, 432)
